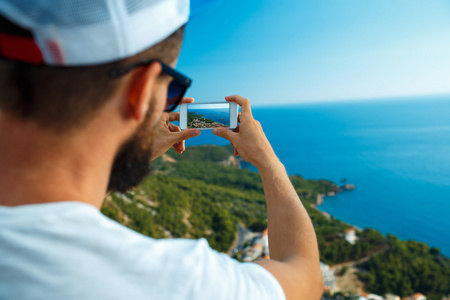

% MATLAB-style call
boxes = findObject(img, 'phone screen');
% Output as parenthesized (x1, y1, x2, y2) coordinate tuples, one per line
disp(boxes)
(187, 103, 231, 129)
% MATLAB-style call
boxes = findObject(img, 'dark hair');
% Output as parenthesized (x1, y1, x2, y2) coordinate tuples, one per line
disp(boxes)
(0, 26, 185, 132)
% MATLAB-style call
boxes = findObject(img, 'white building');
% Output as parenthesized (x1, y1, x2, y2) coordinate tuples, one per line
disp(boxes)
(386, 294, 400, 300)
(320, 262, 336, 290)
(359, 293, 384, 300)
(412, 293, 427, 300)
(345, 228, 358, 245)
(368, 294, 385, 300)
(242, 228, 269, 261)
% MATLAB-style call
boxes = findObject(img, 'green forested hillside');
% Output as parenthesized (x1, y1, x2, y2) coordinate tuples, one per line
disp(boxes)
(358, 236, 450, 300)
(101, 145, 450, 299)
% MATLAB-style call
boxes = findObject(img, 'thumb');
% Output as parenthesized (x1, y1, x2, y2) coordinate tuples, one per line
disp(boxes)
(170, 129, 200, 143)
(213, 128, 236, 142)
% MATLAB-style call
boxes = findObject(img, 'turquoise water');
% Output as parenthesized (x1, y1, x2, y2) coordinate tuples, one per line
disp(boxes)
(183, 95, 450, 256)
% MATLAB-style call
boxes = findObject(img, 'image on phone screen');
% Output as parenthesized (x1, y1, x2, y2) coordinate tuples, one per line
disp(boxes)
(187, 103, 231, 129)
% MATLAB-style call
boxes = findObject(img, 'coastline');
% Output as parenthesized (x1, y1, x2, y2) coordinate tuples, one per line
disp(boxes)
(186, 99, 450, 259)
(238, 151, 449, 259)
(314, 193, 364, 232)
(315, 192, 449, 259)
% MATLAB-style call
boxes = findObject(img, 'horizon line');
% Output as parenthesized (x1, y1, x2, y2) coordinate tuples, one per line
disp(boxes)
(251, 92, 450, 108)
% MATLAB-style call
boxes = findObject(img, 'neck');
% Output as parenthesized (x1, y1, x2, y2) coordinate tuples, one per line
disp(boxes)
(0, 113, 119, 209)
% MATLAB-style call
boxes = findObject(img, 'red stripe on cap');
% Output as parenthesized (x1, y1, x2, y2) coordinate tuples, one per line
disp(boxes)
(0, 33, 44, 64)
(46, 40, 64, 64)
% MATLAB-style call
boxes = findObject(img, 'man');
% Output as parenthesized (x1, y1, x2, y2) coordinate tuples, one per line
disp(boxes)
(0, 1, 323, 299)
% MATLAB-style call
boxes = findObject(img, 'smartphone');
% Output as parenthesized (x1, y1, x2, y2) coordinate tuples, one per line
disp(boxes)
(179, 102, 238, 130)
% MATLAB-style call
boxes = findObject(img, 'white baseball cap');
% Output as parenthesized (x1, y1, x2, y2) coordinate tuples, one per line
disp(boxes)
(0, 0, 190, 66)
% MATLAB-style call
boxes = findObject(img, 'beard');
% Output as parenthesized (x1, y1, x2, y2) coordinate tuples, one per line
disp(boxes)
(107, 102, 156, 193)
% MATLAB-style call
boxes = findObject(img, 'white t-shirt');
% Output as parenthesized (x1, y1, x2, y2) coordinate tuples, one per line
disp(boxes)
(0, 201, 285, 300)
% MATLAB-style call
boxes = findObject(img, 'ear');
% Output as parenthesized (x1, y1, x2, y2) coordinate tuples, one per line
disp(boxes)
(127, 61, 162, 122)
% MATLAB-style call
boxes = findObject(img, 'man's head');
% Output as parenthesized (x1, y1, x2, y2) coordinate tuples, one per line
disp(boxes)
(0, 20, 185, 132)
(0, 0, 189, 193)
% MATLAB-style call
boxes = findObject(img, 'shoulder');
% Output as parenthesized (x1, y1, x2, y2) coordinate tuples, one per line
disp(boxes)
(177, 239, 286, 300)
(103, 234, 285, 300)
(90, 211, 286, 299)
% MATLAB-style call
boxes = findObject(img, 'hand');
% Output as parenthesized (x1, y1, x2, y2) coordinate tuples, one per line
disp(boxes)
(151, 98, 200, 161)
(212, 95, 278, 170)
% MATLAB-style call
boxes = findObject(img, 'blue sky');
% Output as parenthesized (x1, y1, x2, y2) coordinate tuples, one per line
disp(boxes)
(187, 103, 229, 110)
(177, 0, 450, 106)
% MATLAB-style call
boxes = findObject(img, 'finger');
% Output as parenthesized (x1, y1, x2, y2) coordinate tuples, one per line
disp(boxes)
(181, 97, 195, 104)
(178, 139, 186, 152)
(225, 95, 253, 119)
(169, 128, 200, 144)
(173, 142, 183, 154)
(169, 125, 185, 154)
(168, 123, 180, 132)
(229, 141, 239, 156)
(168, 112, 180, 122)
(213, 127, 237, 142)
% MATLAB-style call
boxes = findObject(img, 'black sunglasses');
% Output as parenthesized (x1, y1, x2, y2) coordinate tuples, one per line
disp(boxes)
(109, 59, 192, 112)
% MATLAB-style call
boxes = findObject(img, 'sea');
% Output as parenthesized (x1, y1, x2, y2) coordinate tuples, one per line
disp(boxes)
(182, 95, 450, 257)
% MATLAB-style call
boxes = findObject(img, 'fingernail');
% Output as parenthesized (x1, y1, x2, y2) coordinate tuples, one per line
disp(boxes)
(193, 130, 200, 136)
